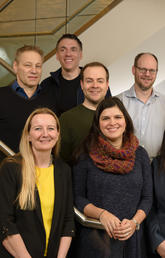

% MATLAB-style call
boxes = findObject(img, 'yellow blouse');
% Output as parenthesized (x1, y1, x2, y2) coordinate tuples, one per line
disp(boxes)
(36, 165, 55, 256)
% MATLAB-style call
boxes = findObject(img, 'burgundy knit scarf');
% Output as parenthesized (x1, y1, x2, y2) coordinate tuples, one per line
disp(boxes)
(89, 134, 139, 174)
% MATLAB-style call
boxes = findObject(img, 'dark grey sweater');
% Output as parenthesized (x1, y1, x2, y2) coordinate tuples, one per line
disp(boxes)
(73, 146, 152, 258)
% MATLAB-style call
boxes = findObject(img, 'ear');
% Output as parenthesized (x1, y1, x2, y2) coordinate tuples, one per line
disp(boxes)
(13, 61, 18, 74)
(56, 52, 59, 61)
(132, 65, 135, 76)
(106, 80, 109, 90)
(57, 131, 60, 140)
(79, 51, 83, 60)
(80, 80, 84, 90)
(28, 134, 31, 143)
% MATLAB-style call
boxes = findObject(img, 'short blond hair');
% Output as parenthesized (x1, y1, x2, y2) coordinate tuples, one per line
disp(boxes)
(15, 45, 44, 63)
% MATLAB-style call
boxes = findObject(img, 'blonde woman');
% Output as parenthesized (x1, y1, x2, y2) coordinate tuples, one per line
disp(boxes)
(0, 108, 75, 258)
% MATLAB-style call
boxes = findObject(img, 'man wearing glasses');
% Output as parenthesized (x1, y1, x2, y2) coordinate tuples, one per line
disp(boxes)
(118, 52, 165, 159)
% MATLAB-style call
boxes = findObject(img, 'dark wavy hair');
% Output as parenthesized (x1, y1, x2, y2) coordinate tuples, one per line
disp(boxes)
(74, 97, 134, 161)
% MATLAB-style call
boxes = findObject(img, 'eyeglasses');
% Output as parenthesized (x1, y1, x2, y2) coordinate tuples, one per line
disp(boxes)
(135, 66, 158, 75)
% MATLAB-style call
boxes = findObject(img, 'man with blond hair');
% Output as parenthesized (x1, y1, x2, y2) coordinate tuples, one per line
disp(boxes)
(0, 45, 58, 152)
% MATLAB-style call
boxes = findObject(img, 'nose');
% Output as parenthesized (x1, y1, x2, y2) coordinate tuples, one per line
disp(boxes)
(145, 69, 150, 76)
(92, 80, 98, 88)
(109, 118, 116, 125)
(65, 49, 71, 56)
(42, 128, 48, 137)
(30, 66, 37, 73)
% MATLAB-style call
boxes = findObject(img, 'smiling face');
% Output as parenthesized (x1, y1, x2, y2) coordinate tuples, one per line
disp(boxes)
(81, 66, 109, 108)
(13, 50, 42, 90)
(56, 38, 82, 73)
(29, 113, 59, 154)
(99, 106, 126, 148)
(132, 54, 158, 92)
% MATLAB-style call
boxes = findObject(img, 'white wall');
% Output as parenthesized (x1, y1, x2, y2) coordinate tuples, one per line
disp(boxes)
(109, 26, 165, 95)
(41, 0, 165, 95)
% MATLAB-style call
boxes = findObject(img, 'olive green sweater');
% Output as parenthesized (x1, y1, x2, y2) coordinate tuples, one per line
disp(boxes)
(59, 104, 95, 164)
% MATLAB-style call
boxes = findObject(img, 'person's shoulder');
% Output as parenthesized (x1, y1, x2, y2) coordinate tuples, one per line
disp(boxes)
(136, 145, 148, 154)
(54, 157, 71, 174)
(116, 87, 132, 100)
(0, 85, 12, 94)
(0, 155, 22, 177)
(155, 91, 165, 102)
(60, 105, 83, 120)
(40, 75, 54, 87)
(40, 68, 61, 85)
(151, 156, 160, 168)
(74, 154, 91, 167)
(135, 145, 150, 161)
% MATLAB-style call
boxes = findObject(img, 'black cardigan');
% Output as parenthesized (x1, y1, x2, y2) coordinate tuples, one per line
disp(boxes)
(0, 157, 75, 258)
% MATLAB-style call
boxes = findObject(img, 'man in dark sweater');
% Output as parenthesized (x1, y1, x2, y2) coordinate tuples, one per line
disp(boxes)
(41, 34, 111, 116)
(0, 45, 59, 153)
(40, 34, 83, 116)
(60, 62, 111, 164)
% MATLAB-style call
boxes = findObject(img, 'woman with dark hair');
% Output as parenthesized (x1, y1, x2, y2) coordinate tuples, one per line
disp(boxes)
(73, 97, 152, 258)
(0, 108, 75, 258)
(147, 131, 165, 257)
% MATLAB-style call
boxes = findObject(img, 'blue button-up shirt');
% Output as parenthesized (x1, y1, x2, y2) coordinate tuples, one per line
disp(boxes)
(118, 85, 165, 159)
(12, 80, 41, 99)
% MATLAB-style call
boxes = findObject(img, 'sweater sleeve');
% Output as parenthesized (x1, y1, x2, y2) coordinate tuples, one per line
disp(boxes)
(59, 114, 74, 164)
(0, 161, 20, 242)
(136, 146, 153, 215)
(73, 157, 91, 213)
(60, 162, 75, 237)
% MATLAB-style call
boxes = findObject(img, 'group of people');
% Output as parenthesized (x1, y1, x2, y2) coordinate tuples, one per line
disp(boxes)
(0, 33, 165, 257)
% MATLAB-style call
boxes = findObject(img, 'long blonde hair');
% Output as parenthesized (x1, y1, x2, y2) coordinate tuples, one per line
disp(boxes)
(18, 107, 60, 210)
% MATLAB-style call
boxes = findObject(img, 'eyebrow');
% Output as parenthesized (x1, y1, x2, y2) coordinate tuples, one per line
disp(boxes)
(85, 77, 105, 80)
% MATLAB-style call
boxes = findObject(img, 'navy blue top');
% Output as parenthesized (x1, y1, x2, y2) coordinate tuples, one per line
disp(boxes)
(73, 146, 152, 258)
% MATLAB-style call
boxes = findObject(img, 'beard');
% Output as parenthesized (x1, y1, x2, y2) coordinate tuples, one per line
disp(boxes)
(135, 76, 155, 91)
(137, 82, 153, 91)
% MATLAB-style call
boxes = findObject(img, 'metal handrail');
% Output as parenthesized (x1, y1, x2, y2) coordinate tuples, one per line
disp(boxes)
(0, 0, 14, 12)
(0, 58, 15, 75)
(0, 140, 15, 156)
(0, 140, 104, 229)
(74, 207, 104, 229)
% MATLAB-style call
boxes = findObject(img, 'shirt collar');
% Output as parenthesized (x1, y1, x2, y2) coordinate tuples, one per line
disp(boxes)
(126, 84, 159, 99)
(12, 80, 41, 99)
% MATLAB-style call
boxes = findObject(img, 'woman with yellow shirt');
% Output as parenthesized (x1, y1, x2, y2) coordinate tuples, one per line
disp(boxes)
(0, 107, 75, 258)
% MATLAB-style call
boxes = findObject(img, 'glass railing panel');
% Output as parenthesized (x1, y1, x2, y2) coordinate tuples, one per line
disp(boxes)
(35, 27, 66, 56)
(0, 65, 15, 86)
(67, 15, 95, 34)
(81, 0, 114, 14)
(0, 0, 121, 86)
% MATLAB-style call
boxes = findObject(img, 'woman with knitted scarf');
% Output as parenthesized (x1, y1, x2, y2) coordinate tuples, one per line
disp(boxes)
(73, 97, 152, 258)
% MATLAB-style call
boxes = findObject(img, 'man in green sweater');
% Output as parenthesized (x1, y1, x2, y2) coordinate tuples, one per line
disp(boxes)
(59, 61, 111, 164)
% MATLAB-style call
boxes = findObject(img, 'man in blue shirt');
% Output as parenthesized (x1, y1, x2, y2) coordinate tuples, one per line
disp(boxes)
(0, 45, 58, 152)
(118, 52, 165, 159)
